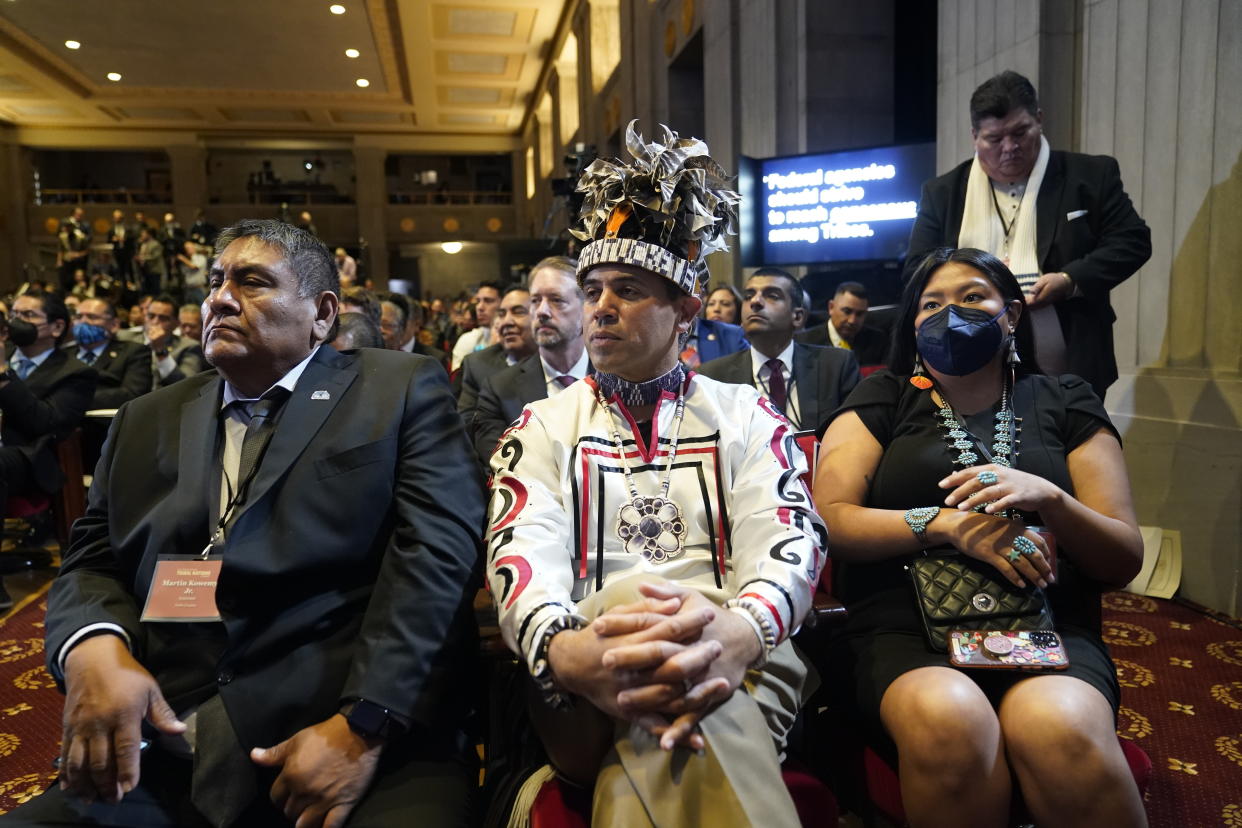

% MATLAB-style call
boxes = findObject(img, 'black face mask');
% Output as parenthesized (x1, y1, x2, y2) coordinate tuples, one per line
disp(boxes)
(915, 304, 1008, 376)
(6, 318, 38, 348)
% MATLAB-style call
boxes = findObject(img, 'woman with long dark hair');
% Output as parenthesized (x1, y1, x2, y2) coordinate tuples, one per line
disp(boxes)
(813, 248, 1146, 826)
(703, 284, 742, 325)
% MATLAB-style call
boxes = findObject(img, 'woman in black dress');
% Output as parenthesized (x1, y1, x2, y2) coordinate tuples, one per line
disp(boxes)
(813, 248, 1146, 827)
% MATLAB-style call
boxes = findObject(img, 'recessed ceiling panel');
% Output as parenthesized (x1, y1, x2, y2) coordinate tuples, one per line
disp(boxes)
(439, 111, 500, 125)
(0, 74, 36, 94)
(436, 51, 523, 81)
(440, 86, 515, 107)
(0, 0, 388, 93)
(431, 4, 537, 42)
(8, 103, 75, 117)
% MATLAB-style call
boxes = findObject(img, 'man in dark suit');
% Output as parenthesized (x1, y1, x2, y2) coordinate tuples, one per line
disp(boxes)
(118, 295, 206, 387)
(22, 221, 481, 827)
(0, 291, 96, 607)
(379, 292, 447, 367)
(471, 257, 588, 463)
(699, 268, 860, 434)
(67, 298, 153, 409)
(796, 281, 889, 367)
(455, 286, 534, 428)
(904, 70, 1150, 397)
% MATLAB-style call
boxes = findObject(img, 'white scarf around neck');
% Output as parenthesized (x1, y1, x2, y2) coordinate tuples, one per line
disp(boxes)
(958, 134, 1050, 291)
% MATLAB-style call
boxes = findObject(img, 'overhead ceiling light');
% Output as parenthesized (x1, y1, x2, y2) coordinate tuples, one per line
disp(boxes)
(329, 4, 346, 13)
(355, 78, 370, 88)
(441, 241, 463, 255)
(106, 72, 122, 82)
(64, 40, 81, 50)
(345, 48, 360, 58)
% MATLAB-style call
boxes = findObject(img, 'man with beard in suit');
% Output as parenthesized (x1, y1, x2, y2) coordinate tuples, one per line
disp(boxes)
(470, 256, 588, 464)
(0, 291, 96, 609)
(15, 220, 482, 827)
(699, 268, 860, 435)
(795, 281, 889, 368)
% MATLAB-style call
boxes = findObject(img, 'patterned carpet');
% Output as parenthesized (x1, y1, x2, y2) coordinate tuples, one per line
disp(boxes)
(1102, 592, 1242, 827)
(0, 588, 1236, 823)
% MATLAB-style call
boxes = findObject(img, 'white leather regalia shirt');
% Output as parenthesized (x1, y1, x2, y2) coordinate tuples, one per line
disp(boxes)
(485, 372, 827, 672)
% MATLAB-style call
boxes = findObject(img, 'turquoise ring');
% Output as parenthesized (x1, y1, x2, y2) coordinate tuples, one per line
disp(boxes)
(976, 470, 999, 486)
(1012, 535, 1039, 558)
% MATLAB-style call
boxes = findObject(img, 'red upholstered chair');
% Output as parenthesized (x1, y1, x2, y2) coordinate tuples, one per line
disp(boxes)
(4, 429, 87, 550)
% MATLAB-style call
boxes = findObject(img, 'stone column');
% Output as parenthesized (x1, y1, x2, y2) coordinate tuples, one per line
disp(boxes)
(166, 144, 207, 227)
(353, 146, 389, 285)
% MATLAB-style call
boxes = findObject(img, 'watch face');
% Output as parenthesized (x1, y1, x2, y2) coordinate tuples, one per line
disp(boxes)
(348, 701, 389, 737)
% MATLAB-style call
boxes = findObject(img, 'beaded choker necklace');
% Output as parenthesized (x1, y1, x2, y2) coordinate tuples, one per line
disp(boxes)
(933, 377, 1021, 514)
(594, 364, 686, 407)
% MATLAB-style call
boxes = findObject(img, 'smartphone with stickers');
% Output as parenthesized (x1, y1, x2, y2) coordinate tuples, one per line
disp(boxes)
(947, 629, 1070, 671)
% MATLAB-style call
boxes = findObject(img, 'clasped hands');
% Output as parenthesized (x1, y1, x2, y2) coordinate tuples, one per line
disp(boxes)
(547, 581, 760, 752)
(60, 634, 379, 828)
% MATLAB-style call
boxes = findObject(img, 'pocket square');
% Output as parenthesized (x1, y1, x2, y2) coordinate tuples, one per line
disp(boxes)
(1066, 209, 1088, 221)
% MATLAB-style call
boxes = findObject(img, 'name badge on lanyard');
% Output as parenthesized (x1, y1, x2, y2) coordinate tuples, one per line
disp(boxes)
(141, 555, 223, 622)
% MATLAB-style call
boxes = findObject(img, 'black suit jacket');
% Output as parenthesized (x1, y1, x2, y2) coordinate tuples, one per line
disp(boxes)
(904, 150, 1151, 394)
(455, 344, 512, 430)
(63, 338, 153, 409)
(796, 324, 889, 367)
(471, 355, 551, 464)
(0, 347, 97, 493)
(697, 343, 861, 434)
(116, 329, 206, 387)
(46, 346, 483, 758)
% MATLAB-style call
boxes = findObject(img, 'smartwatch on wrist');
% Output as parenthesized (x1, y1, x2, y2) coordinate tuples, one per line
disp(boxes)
(342, 698, 406, 740)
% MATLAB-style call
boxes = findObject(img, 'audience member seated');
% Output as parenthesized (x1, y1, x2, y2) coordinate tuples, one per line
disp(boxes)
(66, 298, 152, 410)
(703, 283, 742, 325)
(380, 293, 447, 366)
(177, 303, 202, 343)
(118, 295, 206, 387)
(11, 219, 482, 826)
(470, 256, 587, 463)
(813, 247, 1147, 827)
(456, 286, 533, 430)
(331, 311, 384, 351)
(0, 290, 97, 608)
(340, 286, 382, 327)
(679, 311, 748, 370)
(485, 124, 822, 825)
(450, 282, 501, 370)
(797, 280, 889, 367)
(699, 268, 860, 435)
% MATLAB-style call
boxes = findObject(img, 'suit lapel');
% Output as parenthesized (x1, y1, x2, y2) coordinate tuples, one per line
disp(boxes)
(232, 347, 356, 523)
(721, 351, 754, 387)
(1036, 152, 1066, 269)
(792, 344, 818, 432)
(178, 376, 223, 528)
(518, 357, 547, 403)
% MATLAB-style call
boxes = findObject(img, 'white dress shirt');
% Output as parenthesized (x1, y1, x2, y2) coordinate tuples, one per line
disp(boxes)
(540, 348, 590, 397)
(749, 340, 801, 429)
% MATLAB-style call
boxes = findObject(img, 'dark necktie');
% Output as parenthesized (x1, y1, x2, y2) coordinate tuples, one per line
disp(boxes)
(80, 350, 97, 366)
(234, 389, 290, 505)
(13, 357, 34, 380)
(191, 390, 290, 826)
(555, 374, 575, 388)
(764, 357, 787, 413)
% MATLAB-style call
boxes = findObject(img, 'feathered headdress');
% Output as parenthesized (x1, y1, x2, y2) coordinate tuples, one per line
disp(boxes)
(571, 120, 740, 296)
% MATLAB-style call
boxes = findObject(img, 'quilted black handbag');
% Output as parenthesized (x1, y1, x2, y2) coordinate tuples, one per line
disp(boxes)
(907, 549, 1053, 653)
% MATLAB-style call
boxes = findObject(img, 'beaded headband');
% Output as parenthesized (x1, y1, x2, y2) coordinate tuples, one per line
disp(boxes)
(571, 120, 740, 296)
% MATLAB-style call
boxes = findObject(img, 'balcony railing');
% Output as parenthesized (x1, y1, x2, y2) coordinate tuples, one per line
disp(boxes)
(388, 190, 513, 206)
(36, 189, 171, 206)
